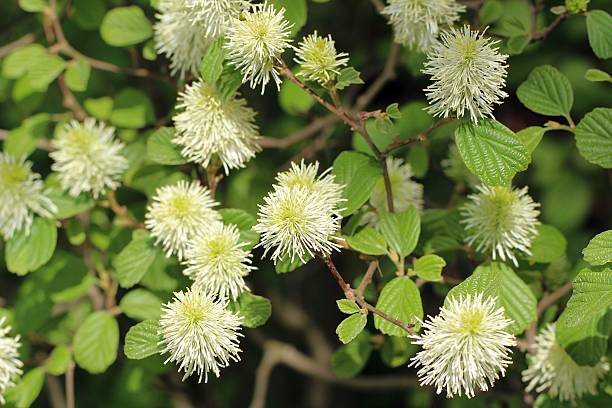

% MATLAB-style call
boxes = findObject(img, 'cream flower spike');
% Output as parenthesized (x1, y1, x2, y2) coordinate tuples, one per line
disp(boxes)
(0, 317, 23, 404)
(293, 31, 349, 86)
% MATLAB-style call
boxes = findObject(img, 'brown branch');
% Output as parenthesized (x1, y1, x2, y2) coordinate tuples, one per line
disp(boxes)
(356, 261, 378, 297)
(57, 74, 86, 120)
(259, 114, 337, 149)
(382, 117, 454, 155)
(355, 42, 400, 111)
(65, 361, 75, 408)
(0, 33, 36, 58)
(369, 0, 385, 14)
(105, 191, 145, 229)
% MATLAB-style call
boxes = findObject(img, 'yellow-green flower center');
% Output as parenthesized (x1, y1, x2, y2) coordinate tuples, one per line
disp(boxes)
(170, 195, 194, 219)
(0, 163, 28, 188)
(459, 309, 484, 335)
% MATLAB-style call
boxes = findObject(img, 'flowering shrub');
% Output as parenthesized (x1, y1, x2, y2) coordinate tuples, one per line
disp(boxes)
(0, 0, 611, 406)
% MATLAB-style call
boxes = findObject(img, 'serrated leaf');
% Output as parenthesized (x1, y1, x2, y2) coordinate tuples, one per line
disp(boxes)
(114, 231, 159, 288)
(228, 292, 271, 328)
(584, 68, 612, 83)
(374, 277, 422, 337)
(574, 107, 612, 168)
(119, 289, 163, 321)
(446, 262, 537, 334)
(124, 320, 163, 360)
(586, 10, 612, 59)
(455, 119, 529, 186)
(100, 6, 153, 47)
(516, 65, 573, 117)
(336, 313, 367, 344)
(413, 254, 446, 282)
(6, 218, 57, 276)
(331, 331, 372, 378)
(332, 151, 382, 216)
(379, 207, 420, 259)
(346, 227, 387, 255)
(529, 224, 567, 264)
(583, 230, 612, 266)
(337, 299, 360, 314)
(556, 267, 612, 365)
(65, 60, 91, 92)
(335, 67, 364, 90)
(46, 345, 72, 375)
(5, 367, 45, 408)
(200, 37, 225, 83)
(516, 126, 545, 155)
(74, 311, 119, 374)
(147, 127, 187, 165)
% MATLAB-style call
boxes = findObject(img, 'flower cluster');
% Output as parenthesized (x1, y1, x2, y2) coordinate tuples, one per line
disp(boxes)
(173, 80, 261, 173)
(154, 0, 248, 77)
(423, 26, 508, 122)
(0, 317, 23, 404)
(293, 31, 349, 86)
(522, 324, 609, 402)
(145, 180, 221, 260)
(183, 222, 255, 300)
(254, 160, 344, 263)
(0, 153, 57, 240)
(410, 294, 515, 398)
(50, 118, 128, 199)
(382, 0, 465, 51)
(159, 289, 243, 382)
(461, 185, 540, 266)
(225, 2, 293, 93)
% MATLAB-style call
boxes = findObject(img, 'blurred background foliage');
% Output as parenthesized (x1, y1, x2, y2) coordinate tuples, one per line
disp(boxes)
(0, 0, 611, 407)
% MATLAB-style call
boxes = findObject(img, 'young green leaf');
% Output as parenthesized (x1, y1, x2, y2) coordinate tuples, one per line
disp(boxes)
(46, 345, 72, 376)
(100, 6, 153, 47)
(5, 367, 45, 408)
(124, 320, 163, 360)
(65, 60, 91, 92)
(379, 206, 420, 259)
(114, 231, 159, 288)
(336, 313, 367, 344)
(335, 67, 364, 90)
(119, 289, 164, 321)
(574, 107, 612, 168)
(331, 331, 372, 378)
(346, 227, 387, 256)
(147, 127, 187, 165)
(413, 254, 446, 282)
(516, 65, 574, 117)
(337, 299, 360, 314)
(583, 230, 612, 266)
(374, 276, 422, 337)
(332, 151, 382, 216)
(584, 68, 612, 83)
(6, 217, 57, 276)
(200, 37, 226, 83)
(228, 292, 272, 328)
(74, 311, 119, 374)
(586, 10, 612, 59)
(529, 224, 567, 264)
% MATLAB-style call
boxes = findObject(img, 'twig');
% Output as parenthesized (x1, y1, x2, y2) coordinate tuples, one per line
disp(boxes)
(65, 361, 75, 408)
(382, 117, 454, 155)
(356, 261, 379, 297)
(369, 0, 385, 14)
(0, 33, 36, 58)
(46, 375, 65, 408)
(355, 42, 400, 111)
(524, 282, 573, 352)
(57, 74, 86, 120)
(105, 191, 145, 229)
(259, 114, 337, 149)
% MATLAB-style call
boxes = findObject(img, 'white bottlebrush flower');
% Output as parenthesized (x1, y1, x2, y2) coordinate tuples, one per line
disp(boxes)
(173, 80, 261, 173)
(145, 180, 221, 260)
(184, 0, 250, 39)
(461, 185, 540, 266)
(422, 26, 509, 122)
(364, 157, 424, 226)
(50, 118, 128, 199)
(225, 2, 293, 93)
(522, 323, 610, 402)
(155, 0, 211, 78)
(254, 161, 344, 263)
(441, 143, 479, 187)
(0, 317, 23, 404)
(410, 293, 516, 398)
(183, 222, 255, 300)
(382, 0, 465, 51)
(159, 288, 243, 383)
(293, 31, 349, 86)
(0, 153, 57, 240)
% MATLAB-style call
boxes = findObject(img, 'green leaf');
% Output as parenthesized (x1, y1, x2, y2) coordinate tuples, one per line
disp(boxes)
(64, 60, 91, 92)
(219, 208, 256, 230)
(385, 103, 401, 119)
(6, 218, 57, 276)
(529, 224, 567, 264)
(455, 119, 529, 186)
(100, 6, 153, 47)
(586, 10, 612, 59)
(335, 67, 364, 90)
(228, 292, 271, 328)
(72, 0, 106, 30)
(479, 0, 503, 25)
(46, 186, 95, 219)
(346, 227, 387, 255)
(5, 367, 45, 408)
(583, 230, 612, 266)
(147, 127, 187, 165)
(114, 231, 159, 288)
(413, 254, 446, 282)
(332, 151, 382, 216)
(516, 126, 545, 156)
(199, 37, 225, 83)
(379, 207, 420, 259)
(84, 96, 113, 120)
(336, 313, 367, 344)
(120, 289, 163, 321)
(516, 65, 573, 117)
(507, 35, 530, 55)
(74, 311, 119, 374)
(446, 262, 537, 335)
(374, 277, 422, 337)
(331, 331, 372, 378)
(110, 87, 155, 129)
(18, 0, 47, 12)
(380, 336, 417, 368)
(271, 0, 307, 36)
(46, 345, 72, 375)
(124, 320, 163, 360)
(43, 251, 94, 303)
(556, 267, 612, 365)
(26, 54, 66, 91)
(275, 253, 310, 273)
(4, 113, 50, 158)
(278, 79, 314, 114)
(584, 68, 612, 83)
(337, 299, 360, 314)
(574, 107, 612, 168)
(2, 44, 46, 79)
